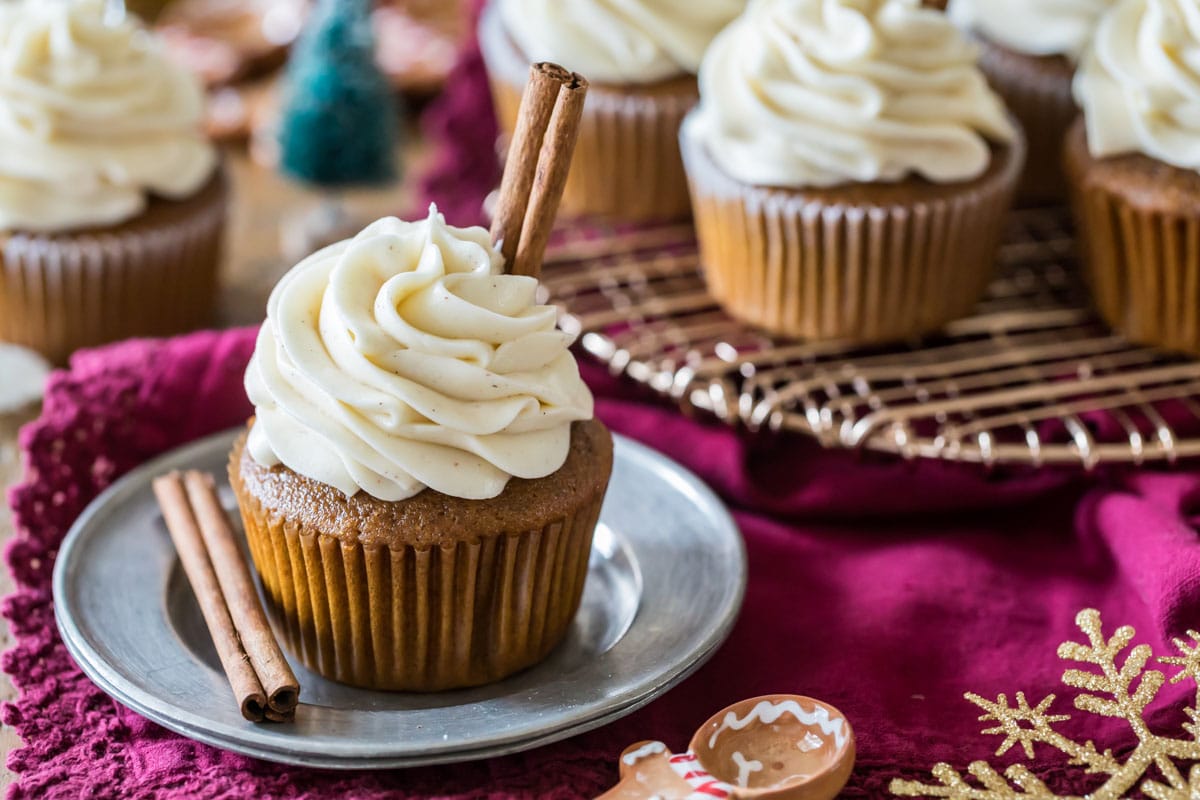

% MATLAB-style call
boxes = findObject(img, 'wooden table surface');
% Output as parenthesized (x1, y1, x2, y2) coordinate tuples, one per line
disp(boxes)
(0, 140, 429, 789)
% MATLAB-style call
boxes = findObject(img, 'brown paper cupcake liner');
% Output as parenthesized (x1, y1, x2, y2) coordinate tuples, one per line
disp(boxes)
(0, 171, 228, 364)
(1065, 121, 1200, 354)
(231, 456, 605, 692)
(976, 39, 1075, 203)
(479, 4, 696, 222)
(681, 115, 1025, 343)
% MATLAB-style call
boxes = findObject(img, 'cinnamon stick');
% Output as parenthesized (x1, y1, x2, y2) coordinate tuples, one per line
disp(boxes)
(491, 62, 574, 268)
(152, 471, 300, 723)
(153, 472, 269, 723)
(512, 71, 588, 278)
(183, 471, 299, 715)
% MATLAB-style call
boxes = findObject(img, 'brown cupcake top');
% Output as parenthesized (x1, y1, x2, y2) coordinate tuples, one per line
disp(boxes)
(1064, 118, 1200, 215)
(5, 168, 227, 242)
(684, 116, 1021, 206)
(243, 210, 595, 504)
(231, 419, 614, 549)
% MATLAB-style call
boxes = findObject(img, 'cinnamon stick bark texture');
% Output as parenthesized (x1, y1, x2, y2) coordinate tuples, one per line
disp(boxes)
(490, 62, 572, 267)
(513, 71, 589, 279)
(489, 61, 588, 279)
(152, 471, 299, 722)
(183, 471, 300, 715)
(153, 472, 269, 722)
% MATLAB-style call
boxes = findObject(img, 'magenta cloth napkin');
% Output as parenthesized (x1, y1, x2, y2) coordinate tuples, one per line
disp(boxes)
(5, 327, 1200, 799)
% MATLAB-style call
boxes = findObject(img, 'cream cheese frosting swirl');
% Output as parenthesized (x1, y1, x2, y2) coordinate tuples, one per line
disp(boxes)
(245, 208, 595, 502)
(691, 0, 1016, 189)
(1073, 0, 1200, 171)
(497, 0, 745, 84)
(947, 0, 1115, 62)
(0, 0, 216, 232)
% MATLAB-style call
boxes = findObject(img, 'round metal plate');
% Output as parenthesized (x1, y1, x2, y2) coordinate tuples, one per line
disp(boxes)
(53, 429, 745, 769)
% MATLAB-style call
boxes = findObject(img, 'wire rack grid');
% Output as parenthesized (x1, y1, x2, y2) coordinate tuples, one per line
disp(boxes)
(539, 208, 1200, 469)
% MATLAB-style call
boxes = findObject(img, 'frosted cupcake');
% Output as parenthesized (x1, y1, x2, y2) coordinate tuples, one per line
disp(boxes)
(1065, 0, 1200, 354)
(948, 0, 1115, 201)
(682, 0, 1023, 343)
(0, 0, 225, 364)
(479, 0, 744, 222)
(230, 208, 613, 691)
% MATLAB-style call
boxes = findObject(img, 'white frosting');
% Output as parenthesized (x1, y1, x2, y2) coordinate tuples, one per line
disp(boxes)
(245, 207, 595, 502)
(496, 0, 745, 84)
(731, 752, 764, 788)
(0, 0, 217, 232)
(947, 0, 1115, 62)
(622, 741, 667, 765)
(797, 731, 824, 752)
(692, 0, 1016, 189)
(708, 699, 850, 752)
(1073, 0, 1200, 171)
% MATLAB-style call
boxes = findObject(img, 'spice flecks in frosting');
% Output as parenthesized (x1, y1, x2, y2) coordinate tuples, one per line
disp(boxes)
(0, 0, 217, 232)
(497, 0, 745, 84)
(1074, 0, 1200, 171)
(947, 0, 1115, 62)
(246, 207, 594, 502)
(691, 0, 1016, 189)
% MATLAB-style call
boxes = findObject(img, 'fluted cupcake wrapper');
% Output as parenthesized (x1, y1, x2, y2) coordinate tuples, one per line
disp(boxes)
(1070, 177, 1200, 355)
(478, 4, 696, 222)
(0, 174, 228, 364)
(976, 40, 1075, 203)
(680, 116, 1023, 343)
(233, 472, 604, 692)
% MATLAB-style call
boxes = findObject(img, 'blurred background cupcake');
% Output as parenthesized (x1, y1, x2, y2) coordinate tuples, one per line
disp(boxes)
(0, 0, 226, 364)
(947, 0, 1115, 202)
(479, 0, 745, 222)
(158, 0, 461, 147)
(1065, 0, 1200, 355)
(682, 0, 1023, 343)
(157, 0, 302, 88)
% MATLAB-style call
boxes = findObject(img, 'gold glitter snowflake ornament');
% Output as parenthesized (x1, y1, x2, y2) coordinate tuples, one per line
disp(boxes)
(891, 609, 1200, 799)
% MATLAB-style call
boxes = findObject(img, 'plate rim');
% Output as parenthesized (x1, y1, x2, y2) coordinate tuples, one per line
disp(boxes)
(53, 428, 746, 769)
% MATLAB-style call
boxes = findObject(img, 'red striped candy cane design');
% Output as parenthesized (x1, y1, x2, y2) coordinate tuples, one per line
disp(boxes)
(667, 752, 735, 799)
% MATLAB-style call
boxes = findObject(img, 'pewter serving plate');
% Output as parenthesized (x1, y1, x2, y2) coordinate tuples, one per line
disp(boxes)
(54, 429, 745, 769)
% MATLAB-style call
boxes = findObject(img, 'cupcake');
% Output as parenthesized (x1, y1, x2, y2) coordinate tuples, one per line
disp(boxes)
(1065, 0, 1200, 355)
(682, 0, 1024, 343)
(230, 208, 613, 691)
(0, 0, 225, 365)
(947, 0, 1115, 202)
(157, 0, 302, 88)
(479, 0, 744, 222)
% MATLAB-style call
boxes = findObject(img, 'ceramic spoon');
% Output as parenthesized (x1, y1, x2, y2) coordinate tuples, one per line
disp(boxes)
(597, 694, 855, 800)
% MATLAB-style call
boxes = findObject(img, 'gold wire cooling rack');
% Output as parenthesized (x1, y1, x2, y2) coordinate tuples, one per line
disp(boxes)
(539, 207, 1200, 469)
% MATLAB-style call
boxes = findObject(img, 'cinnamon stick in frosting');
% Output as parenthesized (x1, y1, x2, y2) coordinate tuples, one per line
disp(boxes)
(513, 70, 588, 278)
(490, 62, 588, 279)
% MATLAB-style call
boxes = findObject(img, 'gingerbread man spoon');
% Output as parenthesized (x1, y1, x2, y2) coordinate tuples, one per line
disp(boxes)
(597, 695, 855, 800)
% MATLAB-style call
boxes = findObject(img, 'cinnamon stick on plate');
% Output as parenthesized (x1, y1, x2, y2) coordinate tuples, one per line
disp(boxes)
(152, 471, 299, 723)
(490, 62, 589, 279)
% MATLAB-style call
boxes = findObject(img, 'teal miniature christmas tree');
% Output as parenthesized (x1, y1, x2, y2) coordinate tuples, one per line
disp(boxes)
(278, 0, 398, 188)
